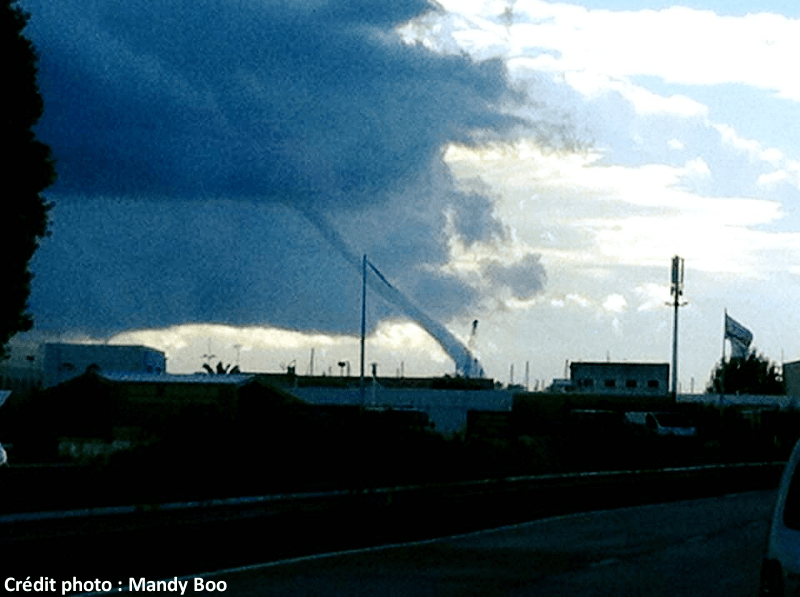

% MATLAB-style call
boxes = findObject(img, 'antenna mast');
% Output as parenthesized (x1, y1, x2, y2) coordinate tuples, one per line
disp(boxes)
(670, 256, 687, 399)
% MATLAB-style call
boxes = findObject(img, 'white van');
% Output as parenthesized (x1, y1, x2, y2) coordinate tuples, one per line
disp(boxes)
(761, 439, 800, 594)
(624, 411, 697, 438)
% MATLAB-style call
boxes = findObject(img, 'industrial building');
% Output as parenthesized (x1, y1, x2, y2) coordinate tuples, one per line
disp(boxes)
(9, 369, 298, 463)
(41, 343, 166, 388)
(0, 342, 168, 399)
(784, 360, 800, 397)
(257, 370, 511, 434)
(569, 362, 670, 396)
(0, 359, 41, 395)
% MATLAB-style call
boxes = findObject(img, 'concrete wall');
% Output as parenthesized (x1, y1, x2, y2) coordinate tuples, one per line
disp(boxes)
(678, 392, 800, 410)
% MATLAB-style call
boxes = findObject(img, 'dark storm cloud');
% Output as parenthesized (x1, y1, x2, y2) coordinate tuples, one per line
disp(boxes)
(449, 191, 507, 244)
(30, 199, 365, 334)
(20, 0, 548, 338)
(24, 0, 522, 204)
(484, 254, 547, 299)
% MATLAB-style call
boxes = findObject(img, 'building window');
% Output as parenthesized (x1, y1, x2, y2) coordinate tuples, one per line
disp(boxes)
(648, 380, 660, 389)
(626, 379, 637, 388)
(604, 379, 616, 388)
(581, 379, 594, 388)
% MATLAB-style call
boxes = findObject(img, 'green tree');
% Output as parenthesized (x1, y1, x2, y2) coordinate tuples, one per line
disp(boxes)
(0, 0, 55, 359)
(706, 349, 785, 395)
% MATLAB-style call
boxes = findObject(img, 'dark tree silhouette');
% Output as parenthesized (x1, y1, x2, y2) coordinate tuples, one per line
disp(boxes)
(202, 361, 241, 375)
(0, 0, 55, 359)
(706, 349, 785, 395)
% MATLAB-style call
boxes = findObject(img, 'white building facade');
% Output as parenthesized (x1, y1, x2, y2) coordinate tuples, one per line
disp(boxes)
(569, 362, 669, 396)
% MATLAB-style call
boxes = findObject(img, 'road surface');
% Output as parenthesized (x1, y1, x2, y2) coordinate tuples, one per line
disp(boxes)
(174, 489, 775, 596)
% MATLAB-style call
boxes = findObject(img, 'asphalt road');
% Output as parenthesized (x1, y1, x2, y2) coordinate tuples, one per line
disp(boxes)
(125, 489, 773, 596)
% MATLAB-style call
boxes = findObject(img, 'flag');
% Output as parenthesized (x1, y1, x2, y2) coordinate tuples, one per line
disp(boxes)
(725, 313, 753, 358)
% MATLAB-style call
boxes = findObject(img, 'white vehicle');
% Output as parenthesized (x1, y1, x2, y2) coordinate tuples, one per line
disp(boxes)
(761, 438, 800, 594)
(0, 442, 7, 467)
(624, 411, 697, 438)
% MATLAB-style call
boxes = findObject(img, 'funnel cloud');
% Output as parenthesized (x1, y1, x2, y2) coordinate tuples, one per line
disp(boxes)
(21, 0, 552, 369)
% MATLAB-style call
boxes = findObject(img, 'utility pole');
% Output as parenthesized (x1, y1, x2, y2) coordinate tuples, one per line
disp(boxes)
(525, 361, 530, 391)
(670, 255, 687, 400)
(360, 254, 367, 405)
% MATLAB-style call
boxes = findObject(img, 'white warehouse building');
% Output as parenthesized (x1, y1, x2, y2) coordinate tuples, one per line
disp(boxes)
(41, 343, 166, 388)
(569, 362, 670, 396)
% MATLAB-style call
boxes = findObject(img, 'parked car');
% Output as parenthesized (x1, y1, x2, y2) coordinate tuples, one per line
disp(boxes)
(761, 438, 800, 594)
(624, 411, 697, 438)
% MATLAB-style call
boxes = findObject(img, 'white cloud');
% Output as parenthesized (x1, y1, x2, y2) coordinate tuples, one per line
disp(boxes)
(446, 140, 793, 274)
(429, 1, 800, 101)
(544, 293, 595, 309)
(371, 321, 450, 358)
(566, 293, 592, 308)
(573, 74, 708, 118)
(403, 1, 800, 387)
(110, 322, 451, 377)
(603, 294, 627, 313)
(758, 170, 790, 187)
(635, 283, 670, 312)
(713, 123, 784, 162)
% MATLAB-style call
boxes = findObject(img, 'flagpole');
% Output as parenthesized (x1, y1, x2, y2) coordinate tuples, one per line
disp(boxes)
(721, 309, 727, 398)
(722, 309, 727, 363)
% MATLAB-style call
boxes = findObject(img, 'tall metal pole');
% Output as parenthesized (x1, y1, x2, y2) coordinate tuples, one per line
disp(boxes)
(360, 254, 366, 405)
(672, 292, 680, 398)
(670, 256, 685, 400)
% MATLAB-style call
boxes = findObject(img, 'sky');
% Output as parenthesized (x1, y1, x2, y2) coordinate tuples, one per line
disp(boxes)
(10, 0, 800, 392)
